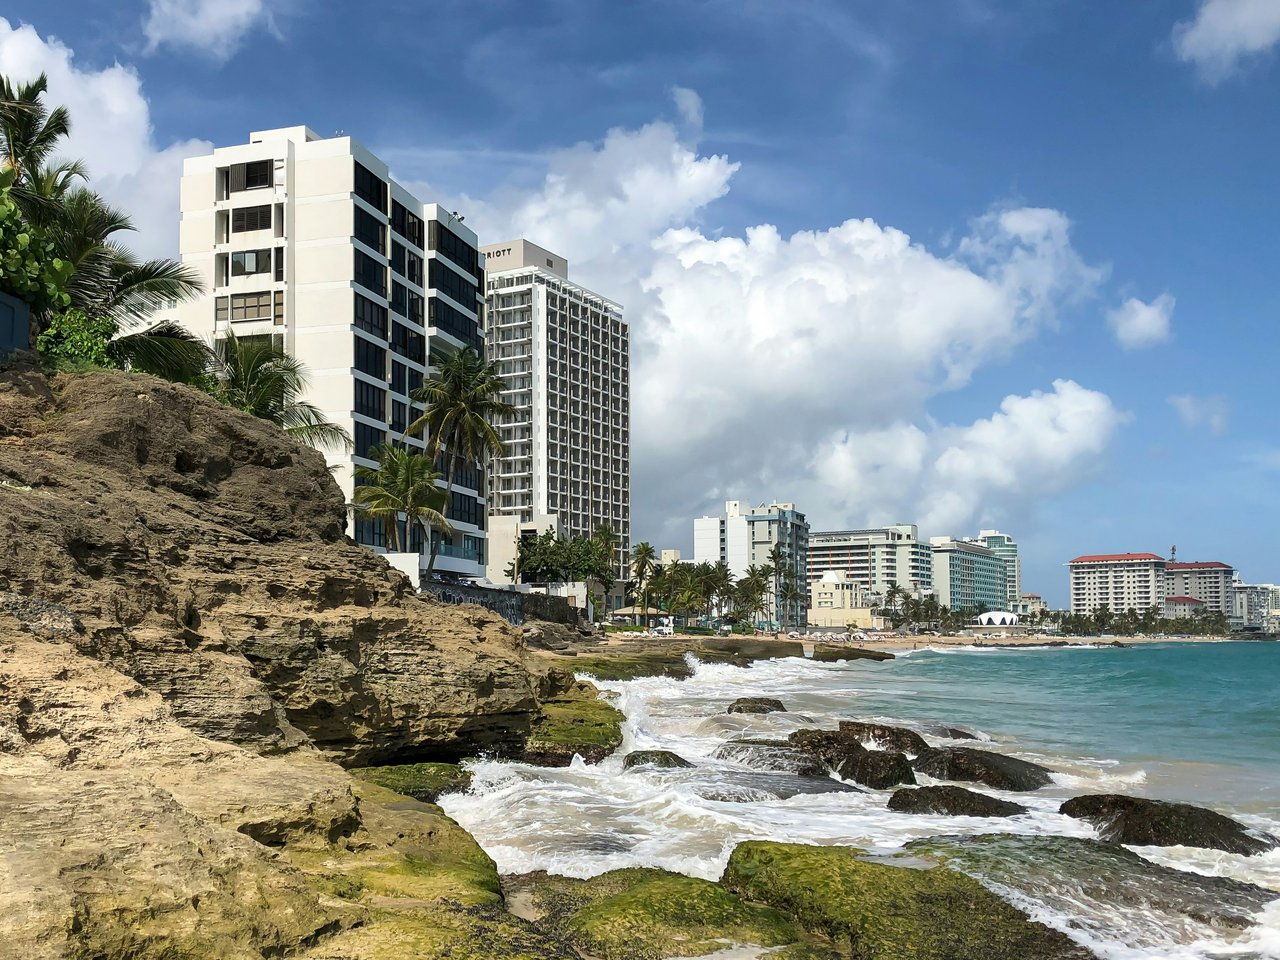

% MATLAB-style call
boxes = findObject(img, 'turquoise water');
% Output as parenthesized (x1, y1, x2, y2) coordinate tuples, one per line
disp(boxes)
(446, 641, 1280, 958)
(841, 641, 1280, 810)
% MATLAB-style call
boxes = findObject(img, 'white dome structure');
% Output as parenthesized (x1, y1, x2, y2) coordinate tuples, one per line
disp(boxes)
(975, 611, 1019, 627)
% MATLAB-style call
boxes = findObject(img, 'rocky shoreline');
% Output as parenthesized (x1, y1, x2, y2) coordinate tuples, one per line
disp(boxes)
(2, 367, 1275, 959)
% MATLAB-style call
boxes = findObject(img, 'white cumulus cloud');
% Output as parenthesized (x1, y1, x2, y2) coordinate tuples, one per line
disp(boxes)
(1107, 293, 1175, 349)
(1173, 0, 1280, 83)
(143, 0, 278, 60)
(458, 98, 1121, 546)
(1169, 393, 1229, 435)
(0, 18, 210, 259)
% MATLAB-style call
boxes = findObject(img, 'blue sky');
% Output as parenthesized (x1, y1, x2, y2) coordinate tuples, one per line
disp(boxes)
(4, 0, 1278, 604)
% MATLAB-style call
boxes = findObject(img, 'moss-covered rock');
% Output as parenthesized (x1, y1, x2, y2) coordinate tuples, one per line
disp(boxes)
(349, 762, 473, 803)
(789, 729, 916, 789)
(721, 841, 1097, 959)
(837, 721, 929, 756)
(507, 868, 807, 960)
(519, 680, 624, 766)
(888, 785, 1028, 817)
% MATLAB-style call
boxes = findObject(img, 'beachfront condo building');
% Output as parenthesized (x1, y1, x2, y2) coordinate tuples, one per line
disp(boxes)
(694, 500, 810, 627)
(480, 240, 630, 592)
(1165, 561, 1235, 616)
(930, 537, 1009, 612)
(166, 126, 488, 580)
(1068, 553, 1167, 615)
(805, 525, 934, 598)
(978, 530, 1021, 606)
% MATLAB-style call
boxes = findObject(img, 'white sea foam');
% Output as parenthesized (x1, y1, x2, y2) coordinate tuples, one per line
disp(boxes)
(442, 653, 1280, 960)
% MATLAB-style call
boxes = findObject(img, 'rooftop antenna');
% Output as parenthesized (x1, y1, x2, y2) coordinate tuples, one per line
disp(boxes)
(1170, 544, 1177, 562)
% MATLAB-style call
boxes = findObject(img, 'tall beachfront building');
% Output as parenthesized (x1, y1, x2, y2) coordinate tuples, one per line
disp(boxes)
(480, 240, 631, 589)
(805, 525, 934, 597)
(1165, 561, 1235, 616)
(693, 500, 810, 626)
(1068, 553, 1166, 615)
(167, 126, 488, 579)
(977, 530, 1021, 606)
(930, 537, 1008, 612)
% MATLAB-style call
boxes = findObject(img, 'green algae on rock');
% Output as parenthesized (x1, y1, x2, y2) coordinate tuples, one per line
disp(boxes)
(507, 868, 806, 960)
(349, 762, 474, 803)
(519, 680, 624, 765)
(721, 841, 1097, 960)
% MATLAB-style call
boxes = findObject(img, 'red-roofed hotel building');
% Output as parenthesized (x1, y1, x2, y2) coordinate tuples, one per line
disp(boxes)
(1166, 561, 1235, 616)
(1068, 553, 1166, 615)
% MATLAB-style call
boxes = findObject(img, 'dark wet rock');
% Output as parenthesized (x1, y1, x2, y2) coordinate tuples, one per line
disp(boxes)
(912, 746, 1053, 791)
(809, 644, 896, 663)
(789, 729, 915, 789)
(622, 750, 694, 770)
(724, 840, 1098, 959)
(1060, 794, 1279, 856)
(727, 697, 787, 714)
(694, 772, 861, 802)
(888, 785, 1027, 817)
(921, 724, 980, 740)
(911, 834, 1278, 941)
(713, 739, 826, 777)
(837, 721, 929, 756)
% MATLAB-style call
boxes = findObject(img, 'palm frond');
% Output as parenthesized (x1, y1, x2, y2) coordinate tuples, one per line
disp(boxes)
(106, 321, 211, 383)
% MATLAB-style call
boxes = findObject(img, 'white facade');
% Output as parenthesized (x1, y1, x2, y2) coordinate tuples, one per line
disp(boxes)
(481, 240, 630, 586)
(167, 126, 488, 579)
(978, 530, 1021, 606)
(659, 549, 683, 568)
(1165, 561, 1235, 615)
(1232, 581, 1275, 630)
(808, 571, 881, 630)
(693, 499, 810, 627)
(1068, 553, 1166, 615)
(486, 512, 562, 586)
(806, 525, 934, 597)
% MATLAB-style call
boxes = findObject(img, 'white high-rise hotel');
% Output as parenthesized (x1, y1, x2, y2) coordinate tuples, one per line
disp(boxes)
(481, 240, 631, 583)
(166, 126, 488, 579)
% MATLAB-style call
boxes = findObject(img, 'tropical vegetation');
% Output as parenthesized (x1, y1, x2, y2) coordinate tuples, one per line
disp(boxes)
(351, 443, 451, 553)
(0, 72, 351, 450)
(506, 526, 617, 591)
(409, 346, 514, 571)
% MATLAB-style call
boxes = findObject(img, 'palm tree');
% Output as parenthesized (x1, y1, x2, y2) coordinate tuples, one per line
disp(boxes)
(0, 73, 69, 188)
(766, 544, 786, 627)
(408, 346, 515, 573)
(208, 329, 350, 449)
(1, 73, 204, 366)
(352, 444, 451, 558)
(631, 542, 657, 628)
(781, 574, 807, 630)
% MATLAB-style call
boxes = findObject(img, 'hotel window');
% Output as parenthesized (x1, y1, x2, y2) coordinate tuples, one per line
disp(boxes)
(390, 321, 425, 365)
(390, 400, 408, 433)
(353, 250, 386, 297)
(391, 281, 408, 317)
(354, 161, 387, 212)
(228, 160, 272, 192)
(273, 247, 284, 282)
(408, 290, 424, 325)
(429, 258, 479, 308)
(354, 207, 386, 255)
(391, 241, 406, 277)
(390, 360, 407, 395)
(354, 380, 386, 420)
(231, 205, 271, 233)
(391, 200, 423, 248)
(354, 293, 388, 339)
(231, 249, 271, 276)
(354, 335, 386, 378)
(428, 220, 480, 279)
(229, 291, 272, 320)
(354, 422, 385, 460)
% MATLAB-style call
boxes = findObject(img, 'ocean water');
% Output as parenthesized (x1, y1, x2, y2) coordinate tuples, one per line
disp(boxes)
(442, 641, 1280, 959)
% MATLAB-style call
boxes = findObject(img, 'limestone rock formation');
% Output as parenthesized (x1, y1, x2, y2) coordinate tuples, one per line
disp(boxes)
(0, 367, 545, 765)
